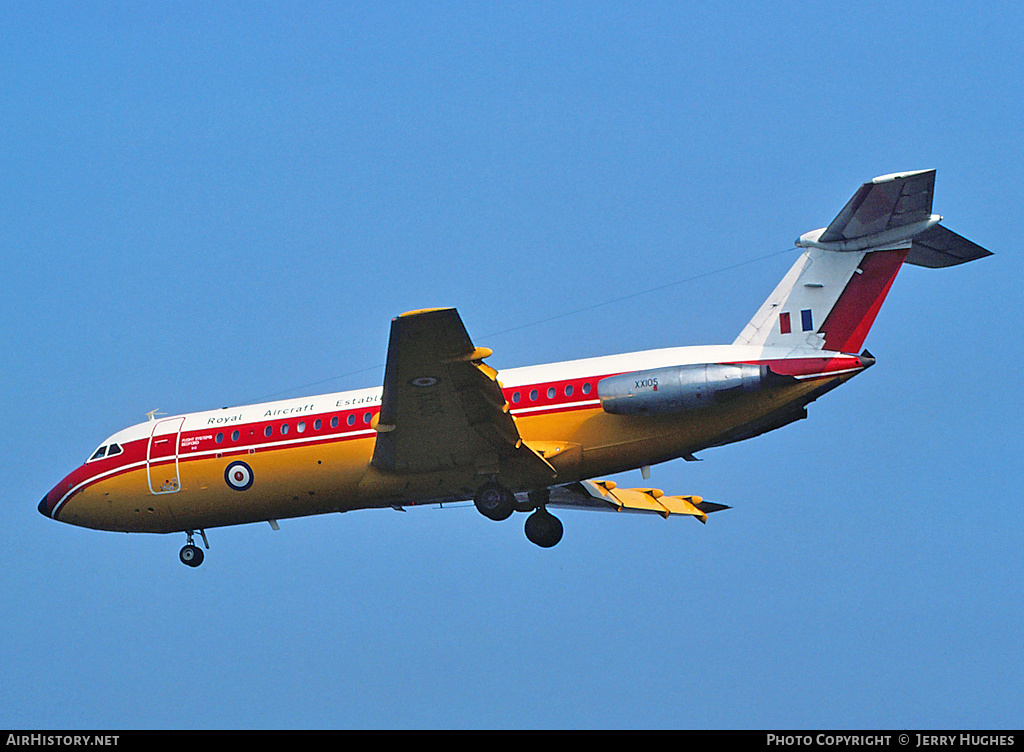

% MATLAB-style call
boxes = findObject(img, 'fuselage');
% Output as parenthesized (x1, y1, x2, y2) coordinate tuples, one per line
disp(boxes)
(39, 343, 869, 535)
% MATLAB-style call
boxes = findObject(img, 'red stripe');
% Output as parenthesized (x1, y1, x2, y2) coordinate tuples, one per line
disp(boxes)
(47, 357, 867, 513)
(737, 356, 865, 379)
(820, 249, 908, 354)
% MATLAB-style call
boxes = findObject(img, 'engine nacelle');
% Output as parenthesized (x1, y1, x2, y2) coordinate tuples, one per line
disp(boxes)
(598, 363, 774, 416)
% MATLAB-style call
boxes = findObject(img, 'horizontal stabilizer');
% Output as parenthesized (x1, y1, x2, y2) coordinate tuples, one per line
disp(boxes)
(819, 169, 936, 243)
(905, 224, 993, 268)
(796, 170, 992, 262)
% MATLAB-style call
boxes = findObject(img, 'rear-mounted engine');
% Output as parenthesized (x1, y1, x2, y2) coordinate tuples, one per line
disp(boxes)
(597, 363, 778, 416)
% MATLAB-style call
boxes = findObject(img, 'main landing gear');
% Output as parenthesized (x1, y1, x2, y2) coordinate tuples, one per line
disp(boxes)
(474, 483, 563, 548)
(524, 506, 563, 548)
(473, 481, 515, 521)
(179, 529, 209, 567)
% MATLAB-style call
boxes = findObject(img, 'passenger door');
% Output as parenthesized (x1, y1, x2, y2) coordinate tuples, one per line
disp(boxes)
(147, 417, 185, 495)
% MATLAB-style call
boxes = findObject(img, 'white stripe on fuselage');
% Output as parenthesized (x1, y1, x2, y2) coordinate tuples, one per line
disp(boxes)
(98, 344, 838, 447)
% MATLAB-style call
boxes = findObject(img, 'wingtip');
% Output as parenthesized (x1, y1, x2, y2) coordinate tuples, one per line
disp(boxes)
(694, 501, 731, 515)
(397, 307, 455, 318)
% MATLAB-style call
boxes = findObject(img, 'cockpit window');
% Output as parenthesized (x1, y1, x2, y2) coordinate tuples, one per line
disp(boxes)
(88, 443, 122, 462)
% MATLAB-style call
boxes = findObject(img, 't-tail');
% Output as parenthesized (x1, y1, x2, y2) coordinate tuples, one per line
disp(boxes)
(734, 169, 992, 353)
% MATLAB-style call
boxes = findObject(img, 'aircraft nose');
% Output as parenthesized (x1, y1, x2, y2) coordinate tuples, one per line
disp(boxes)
(38, 486, 59, 519)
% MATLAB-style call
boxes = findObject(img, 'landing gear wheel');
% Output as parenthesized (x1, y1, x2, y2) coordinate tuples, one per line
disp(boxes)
(525, 508, 563, 548)
(179, 544, 204, 567)
(474, 481, 514, 521)
(179, 530, 208, 567)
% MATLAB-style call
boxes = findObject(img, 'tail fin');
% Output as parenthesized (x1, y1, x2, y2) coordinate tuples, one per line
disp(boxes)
(734, 170, 992, 353)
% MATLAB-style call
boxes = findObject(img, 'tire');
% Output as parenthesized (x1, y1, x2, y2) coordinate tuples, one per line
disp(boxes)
(474, 482, 514, 521)
(179, 544, 204, 567)
(525, 509, 563, 548)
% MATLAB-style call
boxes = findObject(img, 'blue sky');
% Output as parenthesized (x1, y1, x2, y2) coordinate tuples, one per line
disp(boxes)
(2, 1, 1020, 729)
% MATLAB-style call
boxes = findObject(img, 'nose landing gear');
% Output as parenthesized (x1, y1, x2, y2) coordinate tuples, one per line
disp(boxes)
(179, 529, 209, 567)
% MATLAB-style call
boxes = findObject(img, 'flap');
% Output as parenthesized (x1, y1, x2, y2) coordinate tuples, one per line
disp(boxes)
(543, 479, 730, 523)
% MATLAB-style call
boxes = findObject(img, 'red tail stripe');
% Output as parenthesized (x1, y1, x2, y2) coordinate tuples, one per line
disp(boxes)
(820, 249, 909, 354)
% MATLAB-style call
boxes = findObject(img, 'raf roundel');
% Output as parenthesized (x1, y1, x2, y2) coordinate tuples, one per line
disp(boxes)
(224, 460, 254, 491)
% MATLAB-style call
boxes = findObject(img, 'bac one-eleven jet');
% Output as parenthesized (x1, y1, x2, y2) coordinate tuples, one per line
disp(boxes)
(40, 170, 991, 566)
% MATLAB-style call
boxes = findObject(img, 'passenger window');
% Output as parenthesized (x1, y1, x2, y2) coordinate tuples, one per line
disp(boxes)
(216, 433, 223, 443)
(530, 389, 538, 401)
(512, 392, 521, 403)
(297, 421, 306, 433)
(346, 414, 355, 426)
(565, 385, 573, 397)
(314, 418, 323, 430)
(582, 383, 591, 395)
(330, 416, 339, 428)
(281, 423, 289, 435)
(264, 426, 273, 437)
(364, 412, 372, 424)
(232, 430, 240, 441)
(547, 387, 555, 399)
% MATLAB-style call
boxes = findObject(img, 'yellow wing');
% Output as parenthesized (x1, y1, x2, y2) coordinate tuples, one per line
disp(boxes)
(546, 480, 731, 523)
(370, 308, 556, 485)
